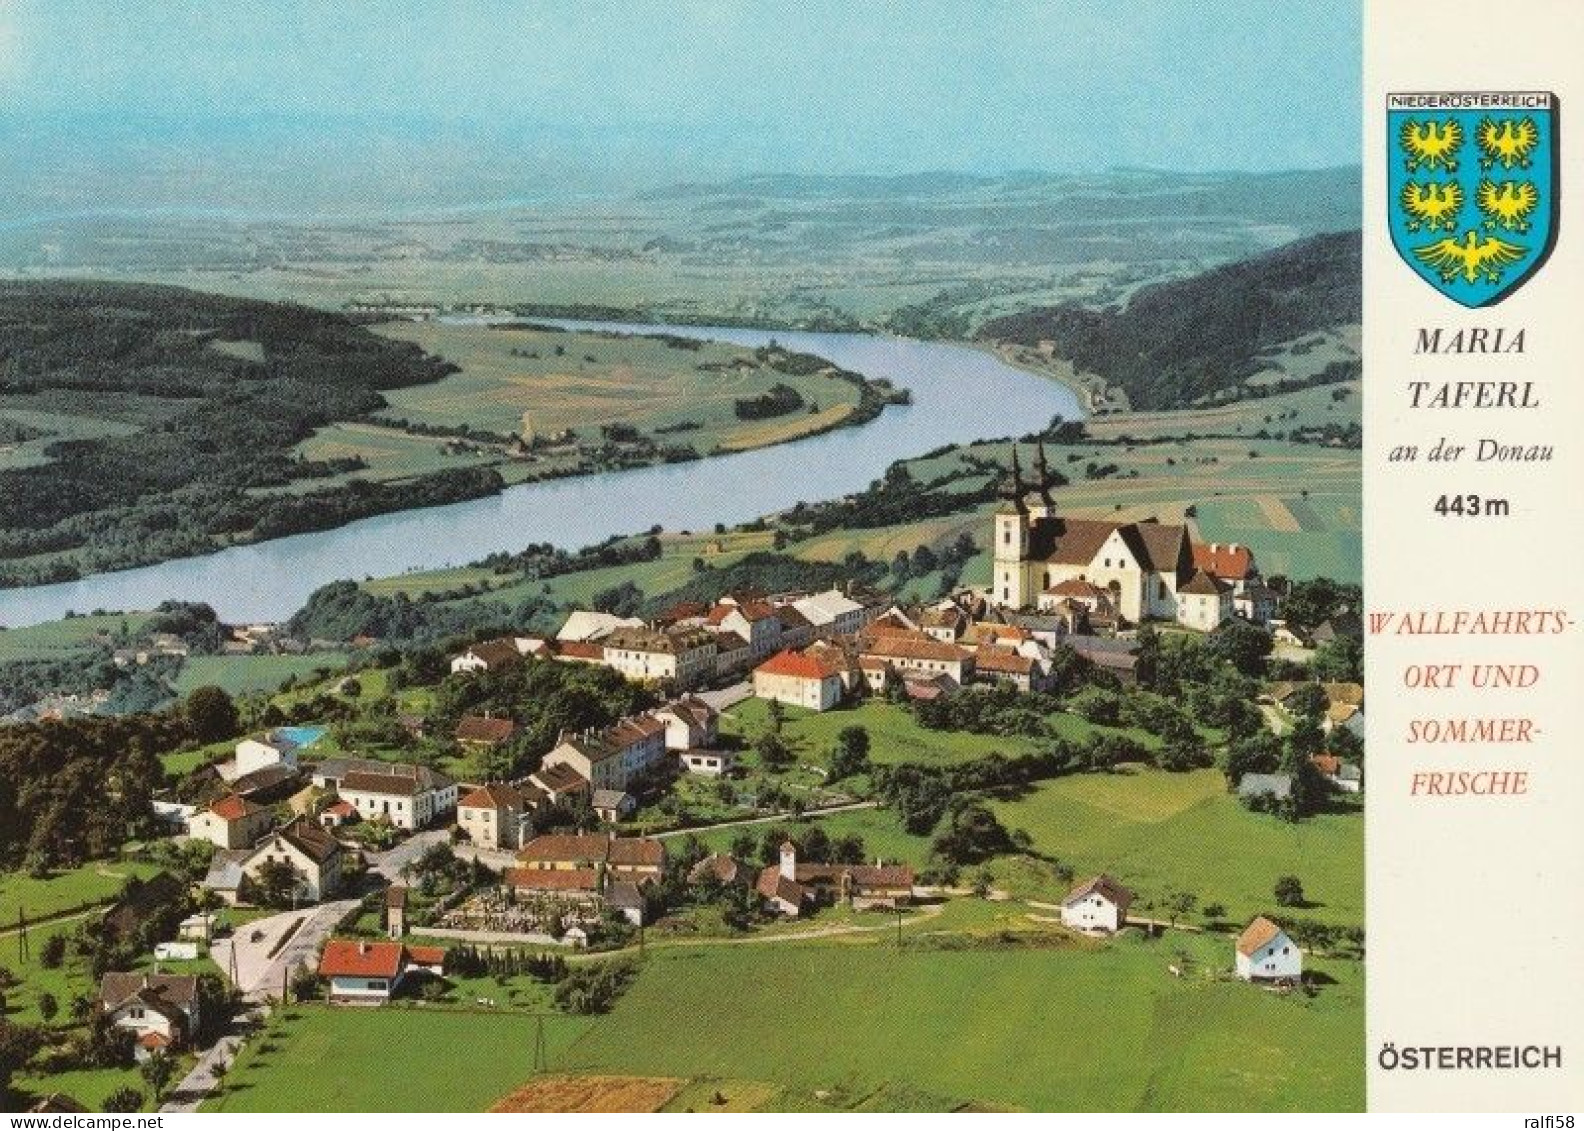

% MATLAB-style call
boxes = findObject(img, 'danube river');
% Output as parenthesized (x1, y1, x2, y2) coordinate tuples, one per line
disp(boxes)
(0, 324, 1080, 627)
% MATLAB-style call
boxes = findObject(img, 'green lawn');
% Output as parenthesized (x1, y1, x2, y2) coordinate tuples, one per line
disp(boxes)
(989, 768, 1363, 926)
(0, 612, 154, 661)
(724, 699, 1041, 768)
(0, 858, 162, 922)
(206, 1006, 592, 1112)
(557, 935, 1363, 1111)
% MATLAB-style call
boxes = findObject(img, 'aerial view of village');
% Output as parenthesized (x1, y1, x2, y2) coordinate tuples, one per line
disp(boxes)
(0, 3, 1365, 1115)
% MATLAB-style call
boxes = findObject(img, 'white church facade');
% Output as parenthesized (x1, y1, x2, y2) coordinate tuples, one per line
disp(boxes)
(990, 444, 1265, 631)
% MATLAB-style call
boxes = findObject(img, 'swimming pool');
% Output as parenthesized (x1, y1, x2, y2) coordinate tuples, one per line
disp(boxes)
(274, 725, 326, 749)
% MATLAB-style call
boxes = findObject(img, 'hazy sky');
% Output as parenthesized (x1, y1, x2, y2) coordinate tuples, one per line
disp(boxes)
(1, 1, 1360, 178)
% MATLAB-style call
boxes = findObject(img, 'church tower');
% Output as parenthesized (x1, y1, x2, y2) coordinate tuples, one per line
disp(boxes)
(1030, 441, 1058, 520)
(993, 446, 1031, 608)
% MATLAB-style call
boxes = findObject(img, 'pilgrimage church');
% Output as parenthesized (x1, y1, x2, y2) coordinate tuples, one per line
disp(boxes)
(990, 444, 1272, 630)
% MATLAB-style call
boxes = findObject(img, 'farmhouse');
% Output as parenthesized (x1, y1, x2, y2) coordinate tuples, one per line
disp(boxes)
(97, 972, 200, 1060)
(317, 939, 446, 1004)
(1235, 916, 1303, 981)
(753, 647, 847, 712)
(187, 793, 274, 849)
(1059, 874, 1133, 934)
(756, 841, 915, 918)
(337, 762, 458, 831)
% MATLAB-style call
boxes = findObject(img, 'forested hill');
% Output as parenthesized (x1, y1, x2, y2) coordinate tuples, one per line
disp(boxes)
(979, 230, 1361, 410)
(0, 282, 478, 586)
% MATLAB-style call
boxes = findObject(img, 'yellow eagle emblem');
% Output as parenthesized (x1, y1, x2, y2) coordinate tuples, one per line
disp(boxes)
(1412, 230, 1528, 285)
(1477, 116, 1539, 170)
(1399, 118, 1463, 172)
(1476, 179, 1539, 233)
(1399, 181, 1463, 232)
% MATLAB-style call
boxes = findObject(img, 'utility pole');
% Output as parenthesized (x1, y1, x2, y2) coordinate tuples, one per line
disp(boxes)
(16, 906, 29, 964)
(532, 1013, 548, 1074)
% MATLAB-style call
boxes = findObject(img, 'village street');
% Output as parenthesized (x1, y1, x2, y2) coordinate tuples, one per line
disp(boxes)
(162, 899, 357, 1113)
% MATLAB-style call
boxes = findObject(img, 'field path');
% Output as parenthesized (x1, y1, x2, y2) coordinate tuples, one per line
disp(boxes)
(652, 800, 877, 840)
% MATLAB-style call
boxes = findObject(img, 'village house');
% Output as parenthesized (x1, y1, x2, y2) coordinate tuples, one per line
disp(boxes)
(592, 788, 637, 823)
(541, 714, 668, 792)
(1177, 569, 1235, 631)
(504, 865, 605, 918)
(456, 782, 535, 850)
(337, 762, 457, 831)
(453, 714, 519, 753)
(1235, 916, 1303, 981)
(919, 605, 969, 643)
(755, 841, 915, 918)
(238, 816, 343, 903)
(858, 629, 974, 690)
(317, 939, 446, 1004)
(186, 793, 274, 850)
(1237, 772, 1294, 803)
(753, 647, 848, 712)
(231, 731, 301, 780)
(789, 589, 871, 638)
(705, 597, 784, 659)
(773, 605, 816, 650)
(529, 762, 592, 804)
(711, 630, 753, 677)
(449, 637, 524, 674)
(318, 799, 358, 828)
(517, 833, 666, 880)
(972, 645, 1047, 693)
(97, 972, 200, 1061)
(601, 625, 718, 688)
(652, 695, 720, 750)
(1059, 874, 1133, 934)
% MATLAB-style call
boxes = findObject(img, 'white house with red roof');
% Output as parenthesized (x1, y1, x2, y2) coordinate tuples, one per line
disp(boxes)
(753, 647, 847, 712)
(1235, 916, 1303, 981)
(187, 793, 274, 849)
(97, 972, 200, 1059)
(317, 939, 446, 1004)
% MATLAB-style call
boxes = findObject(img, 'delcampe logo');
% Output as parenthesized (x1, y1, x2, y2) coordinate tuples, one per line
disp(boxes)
(1388, 91, 1559, 307)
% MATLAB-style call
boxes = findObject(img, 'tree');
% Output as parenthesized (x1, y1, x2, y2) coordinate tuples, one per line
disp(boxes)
(140, 1050, 175, 1102)
(36, 992, 58, 1025)
(829, 725, 871, 781)
(185, 685, 239, 743)
(1311, 635, 1363, 682)
(1285, 682, 1329, 722)
(1207, 619, 1273, 678)
(930, 803, 1015, 865)
(252, 858, 302, 908)
(1274, 875, 1306, 907)
(102, 1086, 145, 1112)
(40, 934, 67, 969)
(1163, 890, 1198, 928)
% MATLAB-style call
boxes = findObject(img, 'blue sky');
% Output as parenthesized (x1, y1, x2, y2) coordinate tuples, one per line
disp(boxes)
(1, 0, 1360, 178)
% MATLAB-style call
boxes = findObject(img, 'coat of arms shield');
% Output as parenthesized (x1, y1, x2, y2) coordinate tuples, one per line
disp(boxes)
(1388, 92, 1559, 306)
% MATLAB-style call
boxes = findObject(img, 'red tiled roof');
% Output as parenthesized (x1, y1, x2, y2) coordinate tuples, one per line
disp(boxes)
(459, 783, 524, 810)
(860, 631, 969, 664)
(1236, 916, 1285, 957)
(209, 793, 263, 821)
(406, 945, 446, 967)
(1063, 873, 1134, 910)
(1192, 542, 1254, 580)
(975, 647, 1036, 675)
(319, 939, 404, 979)
(519, 834, 610, 864)
(555, 640, 606, 661)
(755, 648, 842, 681)
(608, 837, 665, 868)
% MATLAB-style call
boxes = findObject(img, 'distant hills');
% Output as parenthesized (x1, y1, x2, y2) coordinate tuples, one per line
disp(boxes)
(979, 229, 1361, 410)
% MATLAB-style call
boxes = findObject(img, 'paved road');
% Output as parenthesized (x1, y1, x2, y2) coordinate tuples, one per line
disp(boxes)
(369, 828, 451, 881)
(165, 899, 356, 1113)
(697, 681, 752, 712)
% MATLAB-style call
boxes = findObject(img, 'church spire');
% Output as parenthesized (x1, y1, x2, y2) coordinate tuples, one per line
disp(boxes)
(1033, 441, 1057, 510)
(998, 444, 1029, 514)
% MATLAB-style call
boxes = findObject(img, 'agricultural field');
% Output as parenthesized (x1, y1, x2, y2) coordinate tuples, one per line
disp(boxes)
(558, 934, 1363, 1111)
(368, 322, 873, 453)
(0, 612, 155, 662)
(0, 857, 164, 923)
(205, 1007, 592, 1112)
(170, 653, 352, 698)
(988, 768, 1363, 926)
